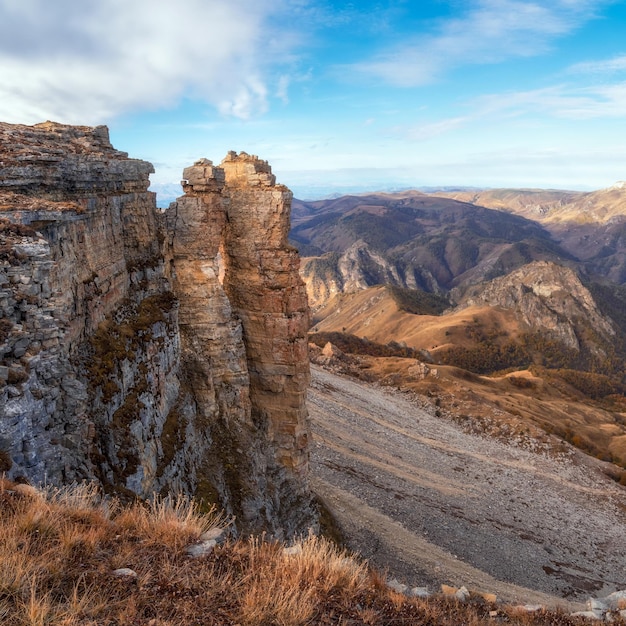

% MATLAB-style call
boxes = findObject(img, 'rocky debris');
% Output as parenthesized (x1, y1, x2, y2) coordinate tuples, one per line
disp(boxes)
(411, 587, 431, 598)
(407, 360, 438, 380)
(186, 539, 217, 558)
(514, 604, 544, 613)
(185, 526, 229, 558)
(445, 585, 470, 602)
(310, 364, 626, 608)
(308, 342, 363, 381)
(283, 544, 303, 556)
(310, 341, 357, 368)
(386, 574, 626, 621)
(112, 568, 138, 579)
(322, 342, 343, 360)
(570, 591, 626, 622)
(387, 578, 409, 595)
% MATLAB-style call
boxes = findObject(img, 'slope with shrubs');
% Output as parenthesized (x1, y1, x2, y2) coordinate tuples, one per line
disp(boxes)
(0, 479, 603, 625)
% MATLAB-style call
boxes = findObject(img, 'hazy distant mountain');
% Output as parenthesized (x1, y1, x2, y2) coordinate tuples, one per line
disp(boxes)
(431, 182, 626, 225)
(430, 183, 626, 284)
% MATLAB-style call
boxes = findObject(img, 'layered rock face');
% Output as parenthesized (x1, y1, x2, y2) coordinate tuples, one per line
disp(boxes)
(461, 261, 616, 356)
(301, 241, 441, 311)
(165, 155, 313, 535)
(220, 152, 312, 528)
(0, 121, 171, 491)
(0, 122, 315, 537)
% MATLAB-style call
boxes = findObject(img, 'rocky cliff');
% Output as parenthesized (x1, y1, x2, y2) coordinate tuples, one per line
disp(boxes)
(0, 122, 315, 538)
(458, 260, 616, 358)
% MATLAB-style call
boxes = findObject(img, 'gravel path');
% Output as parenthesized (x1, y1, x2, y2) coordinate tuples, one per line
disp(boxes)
(308, 364, 626, 608)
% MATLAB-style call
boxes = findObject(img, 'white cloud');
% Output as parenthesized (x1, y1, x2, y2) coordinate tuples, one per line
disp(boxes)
(568, 54, 626, 74)
(399, 116, 471, 141)
(348, 0, 610, 86)
(473, 81, 626, 119)
(276, 75, 290, 104)
(393, 76, 626, 146)
(0, 0, 290, 124)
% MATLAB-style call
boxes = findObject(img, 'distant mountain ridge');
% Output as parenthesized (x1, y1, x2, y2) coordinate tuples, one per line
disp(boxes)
(293, 183, 626, 311)
(431, 182, 626, 225)
(292, 190, 579, 310)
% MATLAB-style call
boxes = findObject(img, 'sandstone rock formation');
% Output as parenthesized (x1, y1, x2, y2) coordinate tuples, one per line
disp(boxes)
(0, 122, 315, 538)
(165, 153, 313, 535)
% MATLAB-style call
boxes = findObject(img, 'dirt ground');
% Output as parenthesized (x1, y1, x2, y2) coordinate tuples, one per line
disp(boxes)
(308, 364, 626, 610)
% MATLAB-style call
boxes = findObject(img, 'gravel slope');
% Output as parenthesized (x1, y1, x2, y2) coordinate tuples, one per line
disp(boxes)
(308, 364, 626, 608)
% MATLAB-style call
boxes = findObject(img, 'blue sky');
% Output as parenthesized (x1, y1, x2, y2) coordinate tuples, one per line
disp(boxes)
(1, 1, 626, 201)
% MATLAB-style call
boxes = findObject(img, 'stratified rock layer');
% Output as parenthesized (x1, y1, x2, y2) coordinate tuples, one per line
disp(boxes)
(0, 122, 315, 538)
(221, 152, 312, 528)
(165, 154, 314, 535)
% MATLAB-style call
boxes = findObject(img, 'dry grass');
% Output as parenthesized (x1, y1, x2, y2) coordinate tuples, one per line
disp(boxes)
(0, 478, 617, 625)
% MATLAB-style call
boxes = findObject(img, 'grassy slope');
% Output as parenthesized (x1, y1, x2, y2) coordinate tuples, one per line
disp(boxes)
(0, 479, 606, 626)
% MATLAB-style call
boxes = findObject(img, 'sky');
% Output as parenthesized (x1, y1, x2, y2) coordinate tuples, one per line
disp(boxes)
(1, 0, 626, 202)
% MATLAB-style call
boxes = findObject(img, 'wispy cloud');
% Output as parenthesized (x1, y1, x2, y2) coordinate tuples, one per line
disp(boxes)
(568, 54, 626, 74)
(473, 81, 626, 119)
(0, 0, 292, 124)
(398, 77, 626, 142)
(347, 0, 610, 86)
(398, 116, 471, 141)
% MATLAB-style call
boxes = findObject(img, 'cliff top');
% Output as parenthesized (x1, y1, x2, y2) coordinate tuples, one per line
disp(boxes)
(0, 121, 153, 200)
(0, 121, 125, 163)
(221, 150, 288, 190)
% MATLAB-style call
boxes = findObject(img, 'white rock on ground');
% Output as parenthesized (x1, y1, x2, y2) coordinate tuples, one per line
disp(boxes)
(186, 539, 217, 558)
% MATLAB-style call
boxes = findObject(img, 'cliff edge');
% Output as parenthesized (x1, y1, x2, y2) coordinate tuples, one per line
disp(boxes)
(0, 122, 315, 538)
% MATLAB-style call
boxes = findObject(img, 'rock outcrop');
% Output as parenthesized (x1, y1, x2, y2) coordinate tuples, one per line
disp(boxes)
(0, 122, 315, 538)
(459, 261, 615, 356)
(165, 154, 313, 535)
(300, 241, 441, 311)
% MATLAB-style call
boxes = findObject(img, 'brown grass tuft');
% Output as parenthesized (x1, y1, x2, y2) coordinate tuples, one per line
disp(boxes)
(0, 479, 617, 625)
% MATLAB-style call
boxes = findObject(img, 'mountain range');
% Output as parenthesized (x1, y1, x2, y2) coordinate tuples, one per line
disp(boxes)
(295, 184, 626, 471)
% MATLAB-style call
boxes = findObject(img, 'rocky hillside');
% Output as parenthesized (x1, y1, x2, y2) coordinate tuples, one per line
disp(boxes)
(294, 185, 626, 312)
(313, 261, 621, 372)
(292, 191, 576, 311)
(458, 261, 616, 358)
(0, 122, 315, 538)
(432, 184, 626, 284)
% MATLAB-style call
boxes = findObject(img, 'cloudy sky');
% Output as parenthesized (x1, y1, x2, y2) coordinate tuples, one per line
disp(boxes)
(1, 0, 626, 200)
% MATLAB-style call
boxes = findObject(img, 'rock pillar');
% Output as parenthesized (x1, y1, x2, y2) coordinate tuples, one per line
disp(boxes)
(166, 155, 315, 537)
(220, 151, 311, 480)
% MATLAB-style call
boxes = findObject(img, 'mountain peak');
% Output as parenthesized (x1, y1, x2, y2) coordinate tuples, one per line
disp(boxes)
(608, 181, 626, 190)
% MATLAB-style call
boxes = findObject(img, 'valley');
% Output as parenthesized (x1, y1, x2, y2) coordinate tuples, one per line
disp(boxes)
(296, 186, 626, 474)
(299, 184, 626, 605)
